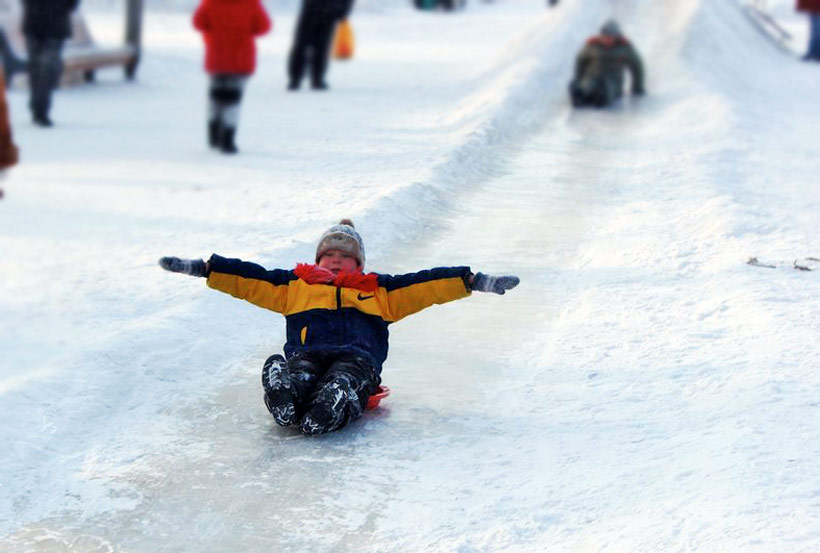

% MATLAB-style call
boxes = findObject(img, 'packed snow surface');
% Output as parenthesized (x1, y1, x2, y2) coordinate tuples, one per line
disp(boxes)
(1, 0, 819, 551)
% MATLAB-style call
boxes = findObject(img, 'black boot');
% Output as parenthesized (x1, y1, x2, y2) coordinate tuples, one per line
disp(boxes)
(220, 127, 238, 154)
(33, 113, 53, 127)
(262, 354, 298, 426)
(264, 391, 299, 426)
(299, 374, 363, 435)
(569, 81, 588, 108)
(262, 354, 287, 395)
(208, 120, 221, 148)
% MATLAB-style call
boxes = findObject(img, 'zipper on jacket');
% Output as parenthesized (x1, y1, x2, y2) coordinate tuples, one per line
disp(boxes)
(335, 286, 343, 345)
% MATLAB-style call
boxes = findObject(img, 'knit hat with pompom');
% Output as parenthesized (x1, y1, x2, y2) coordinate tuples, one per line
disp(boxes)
(315, 219, 365, 268)
(600, 19, 622, 37)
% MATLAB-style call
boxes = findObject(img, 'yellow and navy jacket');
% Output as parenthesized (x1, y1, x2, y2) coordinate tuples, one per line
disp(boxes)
(206, 254, 472, 373)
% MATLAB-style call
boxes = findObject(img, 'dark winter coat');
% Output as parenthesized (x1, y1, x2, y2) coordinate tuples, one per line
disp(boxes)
(22, 0, 79, 40)
(0, 73, 18, 171)
(301, 0, 354, 21)
(206, 255, 472, 373)
(193, 0, 272, 75)
(574, 35, 645, 98)
(797, 0, 820, 13)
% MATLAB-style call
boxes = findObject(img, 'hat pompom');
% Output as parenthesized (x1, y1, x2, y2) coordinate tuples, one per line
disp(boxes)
(339, 218, 354, 227)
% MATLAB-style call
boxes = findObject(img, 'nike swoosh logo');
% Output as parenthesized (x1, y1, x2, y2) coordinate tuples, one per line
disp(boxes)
(357, 293, 375, 301)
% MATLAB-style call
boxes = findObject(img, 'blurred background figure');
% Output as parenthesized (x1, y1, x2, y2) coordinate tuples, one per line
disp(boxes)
(0, 70, 18, 199)
(413, 0, 465, 11)
(193, 0, 271, 154)
(22, 0, 79, 127)
(796, 0, 820, 60)
(568, 19, 645, 108)
(547, 0, 558, 6)
(287, 0, 353, 90)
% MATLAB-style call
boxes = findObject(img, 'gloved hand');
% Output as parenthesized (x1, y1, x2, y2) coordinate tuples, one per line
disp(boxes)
(471, 272, 520, 295)
(158, 256, 208, 277)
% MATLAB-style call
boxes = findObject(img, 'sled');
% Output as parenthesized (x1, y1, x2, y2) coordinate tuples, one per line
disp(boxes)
(367, 385, 390, 409)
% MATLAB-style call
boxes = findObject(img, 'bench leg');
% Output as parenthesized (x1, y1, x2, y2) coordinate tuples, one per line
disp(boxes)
(125, 59, 139, 80)
(84, 70, 95, 83)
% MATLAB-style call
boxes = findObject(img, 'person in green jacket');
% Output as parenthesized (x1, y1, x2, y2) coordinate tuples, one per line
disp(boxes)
(569, 19, 645, 108)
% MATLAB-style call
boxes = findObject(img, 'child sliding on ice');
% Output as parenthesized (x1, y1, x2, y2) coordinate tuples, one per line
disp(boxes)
(159, 219, 519, 435)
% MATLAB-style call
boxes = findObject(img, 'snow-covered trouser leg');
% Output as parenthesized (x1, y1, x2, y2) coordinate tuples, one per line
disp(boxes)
(262, 354, 321, 426)
(299, 356, 380, 436)
(208, 74, 247, 150)
(209, 75, 247, 127)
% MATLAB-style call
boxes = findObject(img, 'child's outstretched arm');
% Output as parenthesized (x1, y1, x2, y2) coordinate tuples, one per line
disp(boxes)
(159, 256, 209, 278)
(380, 267, 520, 322)
(469, 272, 520, 295)
(161, 254, 293, 315)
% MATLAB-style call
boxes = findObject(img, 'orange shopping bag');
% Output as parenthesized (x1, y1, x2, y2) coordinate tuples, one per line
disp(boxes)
(333, 19, 354, 60)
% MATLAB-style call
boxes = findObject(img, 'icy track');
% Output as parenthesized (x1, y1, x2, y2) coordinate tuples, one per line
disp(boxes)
(1, 0, 819, 551)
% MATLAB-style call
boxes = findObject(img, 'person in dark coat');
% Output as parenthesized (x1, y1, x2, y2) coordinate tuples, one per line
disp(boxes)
(0, 71, 19, 199)
(287, 0, 354, 91)
(21, 0, 80, 127)
(193, 0, 272, 154)
(569, 19, 645, 108)
(796, 0, 820, 61)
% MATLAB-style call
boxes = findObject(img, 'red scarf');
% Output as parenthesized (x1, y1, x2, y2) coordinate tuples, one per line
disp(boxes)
(587, 35, 629, 48)
(294, 263, 379, 292)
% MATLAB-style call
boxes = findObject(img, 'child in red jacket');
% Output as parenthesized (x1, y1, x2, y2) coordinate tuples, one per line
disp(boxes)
(159, 219, 520, 435)
(193, 0, 271, 154)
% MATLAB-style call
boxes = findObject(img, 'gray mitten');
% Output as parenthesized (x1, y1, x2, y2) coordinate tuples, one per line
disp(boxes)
(159, 257, 207, 277)
(472, 272, 520, 295)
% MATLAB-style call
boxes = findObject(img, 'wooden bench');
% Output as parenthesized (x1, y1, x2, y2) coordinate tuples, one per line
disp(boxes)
(0, 0, 142, 85)
(62, 21, 139, 83)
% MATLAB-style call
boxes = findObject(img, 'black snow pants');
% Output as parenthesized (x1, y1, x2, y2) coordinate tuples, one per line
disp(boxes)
(569, 77, 615, 108)
(25, 35, 64, 122)
(287, 13, 338, 89)
(262, 351, 380, 435)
